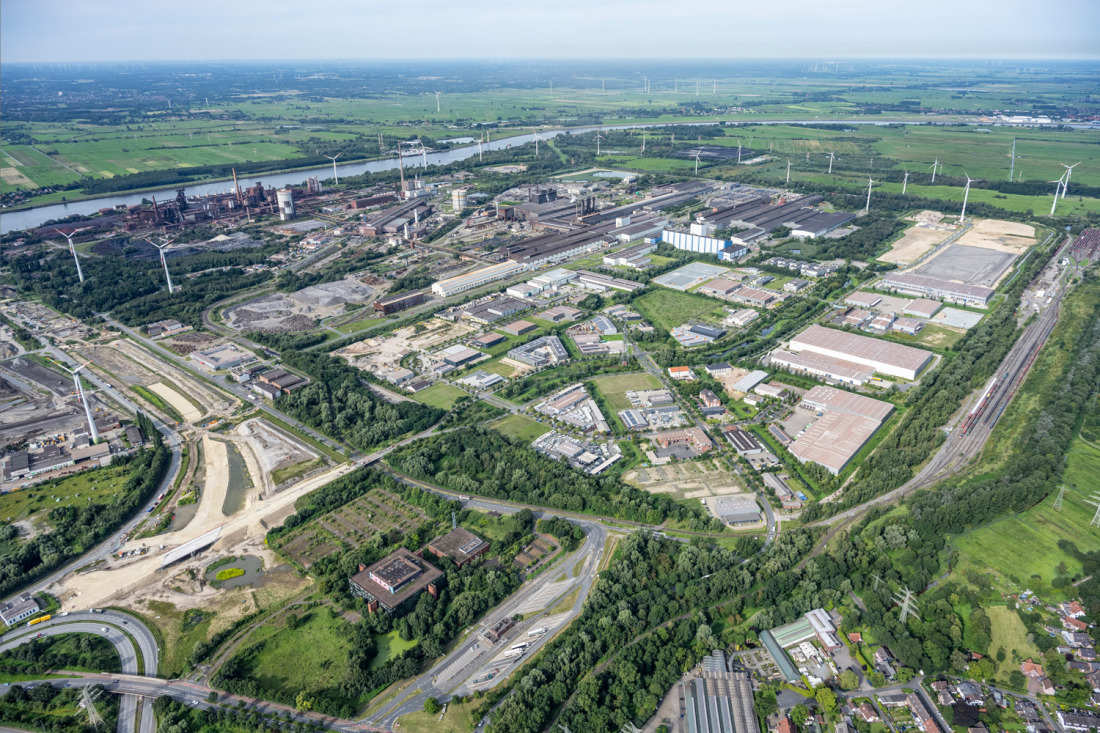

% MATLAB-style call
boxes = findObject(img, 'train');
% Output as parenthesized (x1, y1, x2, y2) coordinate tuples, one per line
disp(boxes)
(28, 615, 51, 626)
(959, 376, 1003, 436)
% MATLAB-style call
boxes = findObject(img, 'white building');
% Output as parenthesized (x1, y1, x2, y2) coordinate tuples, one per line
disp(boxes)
(432, 261, 526, 297)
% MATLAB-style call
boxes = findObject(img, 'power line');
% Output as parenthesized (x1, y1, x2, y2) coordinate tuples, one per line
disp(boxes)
(1053, 485, 1065, 511)
(894, 587, 920, 624)
(1087, 493, 1100, 529)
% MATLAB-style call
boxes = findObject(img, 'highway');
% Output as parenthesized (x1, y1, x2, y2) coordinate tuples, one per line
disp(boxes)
(1, 610, 160, 733)
(797, 234, 1075, 567)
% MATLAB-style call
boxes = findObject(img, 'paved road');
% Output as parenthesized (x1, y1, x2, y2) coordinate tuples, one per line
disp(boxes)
(365, 519, 608, 727)
(1, 611, 159, 733)
(1, 351, 184, 608)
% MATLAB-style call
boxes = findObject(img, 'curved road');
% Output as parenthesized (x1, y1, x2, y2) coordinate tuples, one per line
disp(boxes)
(1, 610, 159, 733)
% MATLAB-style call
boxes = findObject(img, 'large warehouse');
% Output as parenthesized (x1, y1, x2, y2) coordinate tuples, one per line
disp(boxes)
(878, 272, 994, 307)
(768, 349, 874, 386)
(787, 324, 933, 380)
(788, 386, 894, 475)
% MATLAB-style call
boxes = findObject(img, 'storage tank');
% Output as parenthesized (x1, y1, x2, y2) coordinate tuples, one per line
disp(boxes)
(276, 188, 295, 221)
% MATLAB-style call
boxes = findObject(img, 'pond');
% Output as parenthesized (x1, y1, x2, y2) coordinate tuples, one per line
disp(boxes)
(204, 554, 265, 589)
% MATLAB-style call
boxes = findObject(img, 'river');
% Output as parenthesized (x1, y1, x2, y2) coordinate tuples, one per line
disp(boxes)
(4, 118, 1088, 235)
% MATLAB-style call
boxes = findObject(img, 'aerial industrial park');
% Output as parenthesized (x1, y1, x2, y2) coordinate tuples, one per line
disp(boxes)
(2, 12, 1100, 733)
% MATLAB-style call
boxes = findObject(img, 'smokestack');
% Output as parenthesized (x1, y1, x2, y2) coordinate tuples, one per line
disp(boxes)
(232, 168, 242, 204)
(398, 147, 406, 195)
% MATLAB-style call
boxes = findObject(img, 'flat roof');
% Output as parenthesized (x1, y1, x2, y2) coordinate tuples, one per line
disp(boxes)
(350, 548, 443, 611)
(845, 291, 883, 307)
(723, 427, 763, 453)
(731, 370, 769, 393)
(904, 298, 944, 317)
(801, 385, 894, 423)
(790, 325, 932, 374)
(881, 271, 994, 299)
(770, 349, 875, 383)
(428, 527, 488, 560)
(789, 410, 882, 474)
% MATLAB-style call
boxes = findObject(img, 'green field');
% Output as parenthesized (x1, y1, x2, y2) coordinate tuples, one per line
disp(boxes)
(633, 289, 727, 331)
(985, 605, 1043, 685)
(489, 414, 550, 442)
(478, 358, 517, 378)
(369, 630, 418, 670)
(412, 383, 467, 410)
(396, 698, 479, 733)
(952, 437, 1100, 594)
(238, 609, 353, 699)
(333, 317, 387, 334)
(0, 463, 131, 525)
(590, 372, 662, 410)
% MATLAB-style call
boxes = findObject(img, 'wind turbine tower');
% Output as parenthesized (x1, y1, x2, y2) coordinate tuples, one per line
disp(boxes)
(1008, 138, 1016, 181)
(930, 158, 939, 183)
(1061, 162, 1081, 198)
(595, 133, 604, 156)
(533, 131, 543, 156)
(146, 237, 176, 293)
(694, 152, 702, 175)
(325, 153, 340, 185)
(902, 170, 909, 195)
(1050, 175, 1066, 216)
(478, 133, 483, 162)
(641, 129, 646, 153)
(54, 359, 99, 443)
(960, 174, 975, 222)
(55, 229, 84, 283)
(864, 176, 874, 212)
(434, 90, 441, 113)
(785, 159, 791, 185)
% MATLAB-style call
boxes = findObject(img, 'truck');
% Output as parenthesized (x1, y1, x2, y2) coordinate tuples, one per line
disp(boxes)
(28, 615, 51, 626)
(527, 628, 547, 637)
(509, 642, 530, 652)
(502, 648, 525, 660)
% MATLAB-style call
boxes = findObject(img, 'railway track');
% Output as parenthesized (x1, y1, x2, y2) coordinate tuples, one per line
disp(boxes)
(796, 237, 1074, 568)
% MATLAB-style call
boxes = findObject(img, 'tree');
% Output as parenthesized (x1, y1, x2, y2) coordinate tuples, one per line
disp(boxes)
(295, 691, 314, 711)
(423, 697, 442, 715)
(816, 687, 838, 712)
(838, 669, 860, 691)
(791, 704, 810, 728)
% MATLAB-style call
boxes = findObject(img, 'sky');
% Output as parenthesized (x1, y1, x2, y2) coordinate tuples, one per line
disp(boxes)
(2, 0, 1098, 63)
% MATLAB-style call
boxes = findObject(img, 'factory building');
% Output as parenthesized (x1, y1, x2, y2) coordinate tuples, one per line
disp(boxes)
(788, 325, 933, 381)
(349, 549, 443, 615)
(431, 261, 526, 297)
(879, 272, 994, 307)
(373, 291, 427, 315)
(681, 651, 761, 733)
(662, 230, 749, 261)
(789, 387, 894, 475)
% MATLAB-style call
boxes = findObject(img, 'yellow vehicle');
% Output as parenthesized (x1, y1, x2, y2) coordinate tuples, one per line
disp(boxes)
(28, 614, 51, 626)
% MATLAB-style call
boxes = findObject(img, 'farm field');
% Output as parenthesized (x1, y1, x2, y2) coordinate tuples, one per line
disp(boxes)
(411, 383, 466, 410)
(590, 372, 662, 410)
(633, 289, 727, 331)
(489, 414, 550, 442)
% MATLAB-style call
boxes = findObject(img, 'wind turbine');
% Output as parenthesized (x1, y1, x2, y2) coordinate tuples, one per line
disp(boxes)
(737, 143, 742, 164)
(1060, 162, 1081, 198)
(960, 174, 975, 222)
(641, 129, 646, 153)
(864, 176, 874, 212)
(827, 152, 835, 174)
(533, 131, 544, 156)
(694, 151, 702, 175)
(931, 158, 939, 184)
(478, 133, 484, 162)
(595, 133, 604, 156)
(420, 141, 427, 167)
(55, 229, 84, 283)
(325, 153, 340, 185)
(785, 159, 791, 185)
(146, 237, 176, 294)
(1008, 138, 1016, 181)
(902, 170, 909, 195)
(52, 358, 99, 443)
(1049, 174, 1066, 216)
(434, 90, 441, 113)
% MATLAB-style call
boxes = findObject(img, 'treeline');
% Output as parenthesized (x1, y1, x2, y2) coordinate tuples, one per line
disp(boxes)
(8, 247, 271, 327)
(0, 685, 119, 733)
(389, 427, 713, 528)
(273, 352, 443, 453)
(497, 359, 635, 401)
(0, 314, 38, 351)
(273, 247, 386, 293)
(0, 633, 121, 676)
(802, 239, 1051, 521)
(0, 413, 168, 597)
